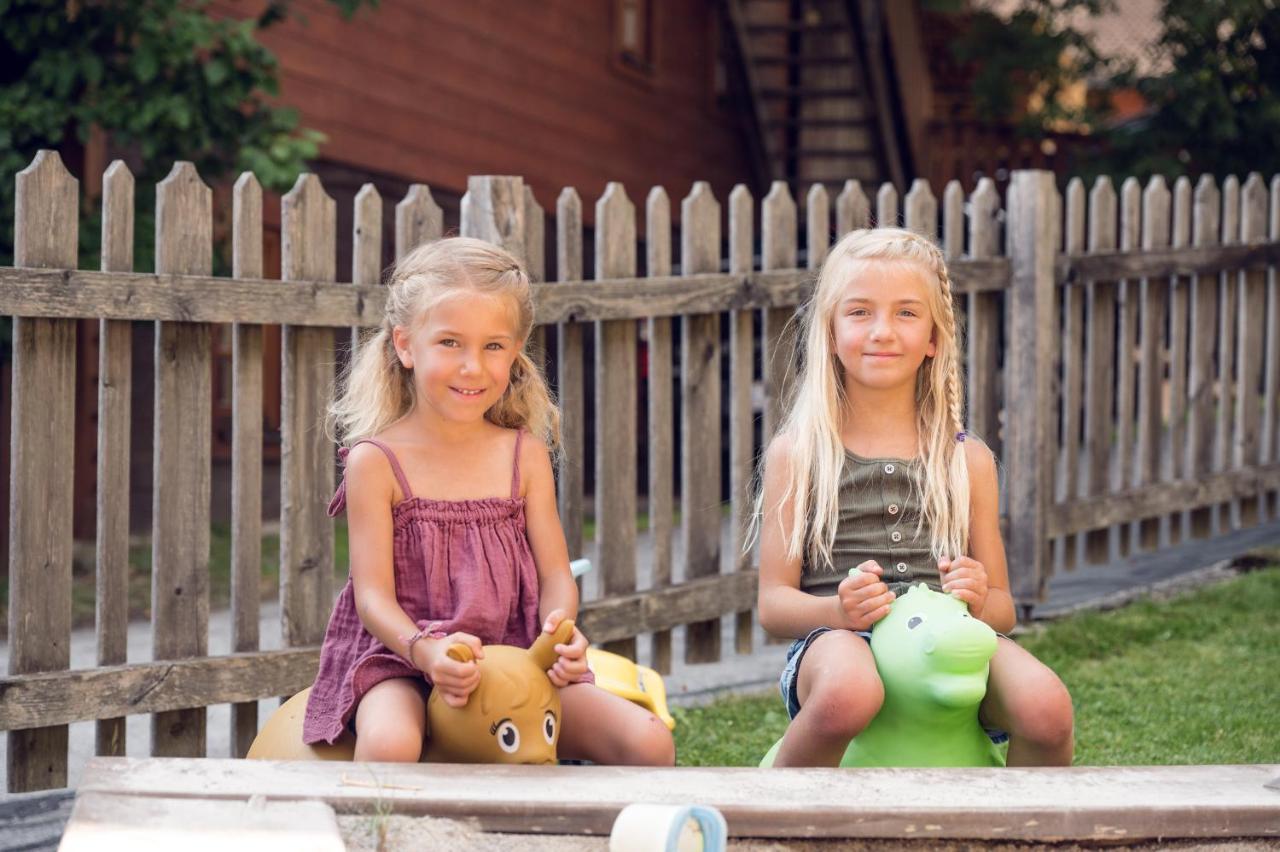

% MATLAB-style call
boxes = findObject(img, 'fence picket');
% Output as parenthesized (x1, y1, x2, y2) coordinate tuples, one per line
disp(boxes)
(836, 179, 870, 236)
(1217, 176, 1242, 530)
(1084, 177, 1118, 563)
(967, 179, 1001, 458)
(1115, 177, 1141, 557)
(1187, 176, 1221, 538)
(904, 179, 937, 237)
(876, 182, 899, 227)
(1237, 174, 1268, 525)
(1268, 176, 1280, 515)
(395, 184, 443, 260)
(645, 187, 675, 673)
(762, 182, 798, 441)
(594, 183, 638, 660)
(807, 184, 830, 270)
(1137, 177, 1170, 550)
(524, 186, 547, 360)
(729, 184, 755, 656)
(7, 151, 78, 792)
(1059, 178, 1086, 569)
(94, 161, 134, 758)
(1168, 177, 1192, 545)
(351, 183, 382, 354)
(680, 182, 723, 664)
(229, 173, 265, 759)
(942, 181, 964, 260)
(280, 175, 337, 651)
(555, 189, 586, 562)
(152, 162, 214, 757)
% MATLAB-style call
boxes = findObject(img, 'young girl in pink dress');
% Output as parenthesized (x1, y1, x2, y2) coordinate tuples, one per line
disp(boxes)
(304, 237, 674, 765)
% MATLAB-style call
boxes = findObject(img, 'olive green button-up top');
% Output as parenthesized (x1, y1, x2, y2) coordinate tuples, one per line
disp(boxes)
(800, 451, 939, 598)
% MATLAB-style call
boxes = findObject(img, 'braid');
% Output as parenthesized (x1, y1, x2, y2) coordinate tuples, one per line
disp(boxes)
(934, 260, 966, 438)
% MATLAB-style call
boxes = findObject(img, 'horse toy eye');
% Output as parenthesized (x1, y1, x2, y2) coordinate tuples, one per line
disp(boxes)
(907, 615, 925, 629)
(494, 719, 520, 753)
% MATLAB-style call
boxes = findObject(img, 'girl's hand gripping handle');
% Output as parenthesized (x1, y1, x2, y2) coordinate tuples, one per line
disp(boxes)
(834, 561, 895, 631)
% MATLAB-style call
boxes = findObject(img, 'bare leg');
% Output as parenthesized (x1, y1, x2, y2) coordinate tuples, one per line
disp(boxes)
(774, 630, 883, 767)
(353, 677, 428, 763)
(980, 637, 1074, 766)
(557, 683, 675, 766)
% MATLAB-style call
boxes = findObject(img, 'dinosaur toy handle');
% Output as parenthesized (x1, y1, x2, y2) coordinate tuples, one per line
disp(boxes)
(529, 618, 575, 671)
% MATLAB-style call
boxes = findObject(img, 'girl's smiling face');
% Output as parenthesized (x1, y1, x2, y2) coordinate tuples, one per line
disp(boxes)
(832, 259, 937, 393)
(392, 290, 521, 425)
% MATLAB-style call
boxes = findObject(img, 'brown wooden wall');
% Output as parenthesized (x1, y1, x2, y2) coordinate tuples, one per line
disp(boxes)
(218, 0, 753, 227)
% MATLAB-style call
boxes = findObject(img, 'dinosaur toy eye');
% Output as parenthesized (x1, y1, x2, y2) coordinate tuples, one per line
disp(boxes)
(907, 615, 926, 629)
(494, 719, 520, 753)
(543, 711, 557, 744)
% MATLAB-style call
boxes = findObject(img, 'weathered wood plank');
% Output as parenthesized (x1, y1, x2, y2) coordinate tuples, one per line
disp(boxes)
(1167, 176, 1192, 544)
(680, 182, 723, 664)
(876, 182, 898, 227)
(394, 184, 443, 261)
(554, 188, 585, 560)
(1115, 177, 1141, 557)
(76, 758, 1280, 841)
(835, 179, 870, 236)
(59, 793, 344, 852)
(967, 178, 1001, 457)
(151, 162, 214, 759)
(95, 161, 133, 759)
(0, 569, 763, 730)
(1059, 178, 1086, 569)
(1237, 174, 1268, 526)
(1136, 177, 1170, 549)
(1083, 177, 1119, 563)
(350, 182, 382, 354)
(1049, 462, 1280, 537)
(1187, 176, 1222, 538)
(729, 184, 755, 656)
(1217, 175, 1242, 530)
(524, 186, 547, 361)
(1268, 175, 1280, 515)
(0, 256, 1017, 325)
(761, 181, 797, 442)
(1005, 172, 1057, 604)
(0, 649, 321, 731)
(1058, 242, 1280, 281)
(645, 187, 675, 673)
(904, 178, 936, 237)
(7, 150, 78, 792)
(806, 183, 830, 270)
(230, 173, 265, 759)
(942, 181, 964, 260)
(280, 175, 337, 651)
(593, 183, 638, 660)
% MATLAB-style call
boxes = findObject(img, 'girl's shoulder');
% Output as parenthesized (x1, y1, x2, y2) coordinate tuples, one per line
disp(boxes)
(960, 433, 997, 480)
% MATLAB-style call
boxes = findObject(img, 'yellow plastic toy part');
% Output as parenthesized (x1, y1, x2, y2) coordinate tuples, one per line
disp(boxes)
(585, 647, 676, 731)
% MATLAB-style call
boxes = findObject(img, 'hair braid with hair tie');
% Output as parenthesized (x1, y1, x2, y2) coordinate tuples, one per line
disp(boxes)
(934, 260, 966, 439)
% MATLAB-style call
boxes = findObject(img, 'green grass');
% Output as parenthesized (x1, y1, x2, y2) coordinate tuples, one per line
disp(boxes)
(672, 566, 1280, 767)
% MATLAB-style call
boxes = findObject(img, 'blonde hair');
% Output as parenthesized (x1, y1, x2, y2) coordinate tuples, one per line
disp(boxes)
(327, 237, 560, 449)
(762, 227, 970, 572)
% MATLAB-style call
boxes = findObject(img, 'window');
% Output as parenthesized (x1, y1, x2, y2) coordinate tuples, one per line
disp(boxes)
(615, 0, 655, 76)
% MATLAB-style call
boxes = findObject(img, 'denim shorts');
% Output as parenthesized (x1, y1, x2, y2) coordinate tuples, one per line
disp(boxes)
(777, 626, 1009, 744)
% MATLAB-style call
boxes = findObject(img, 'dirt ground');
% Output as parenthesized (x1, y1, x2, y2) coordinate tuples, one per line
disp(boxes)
(338, 815, 1278, 852)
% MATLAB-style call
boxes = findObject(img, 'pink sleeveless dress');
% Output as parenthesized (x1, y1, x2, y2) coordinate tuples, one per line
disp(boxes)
(303, 431, 543, 745)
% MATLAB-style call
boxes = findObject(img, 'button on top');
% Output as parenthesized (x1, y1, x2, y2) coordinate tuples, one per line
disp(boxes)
(891, 531, 902, 542)
(884, 463, 895, 475)
(887, 504, 899, 515)
(896, 562, 908, 573)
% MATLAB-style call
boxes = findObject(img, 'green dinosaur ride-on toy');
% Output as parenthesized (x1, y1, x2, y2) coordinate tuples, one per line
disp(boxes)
(761, 570, 1005, 768)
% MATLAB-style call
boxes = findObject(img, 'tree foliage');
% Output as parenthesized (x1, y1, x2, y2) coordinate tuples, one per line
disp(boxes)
(0, 0, 374, 268)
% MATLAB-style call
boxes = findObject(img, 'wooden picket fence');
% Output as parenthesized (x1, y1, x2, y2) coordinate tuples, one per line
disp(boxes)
(2, 151, 1278, 793)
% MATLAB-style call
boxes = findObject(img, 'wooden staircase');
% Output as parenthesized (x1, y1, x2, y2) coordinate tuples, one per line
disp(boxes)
(725, 0, 908, 195)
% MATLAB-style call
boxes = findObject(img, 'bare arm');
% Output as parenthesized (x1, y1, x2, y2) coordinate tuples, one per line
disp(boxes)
(521, 437, 578, 625)
(956, 439, 1016, 633)
(756, 436, 894, 639)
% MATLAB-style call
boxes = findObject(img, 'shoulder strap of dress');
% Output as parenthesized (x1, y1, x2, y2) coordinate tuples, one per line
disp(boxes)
(326, 438, 415, 517)
(510, 429, 525, 500)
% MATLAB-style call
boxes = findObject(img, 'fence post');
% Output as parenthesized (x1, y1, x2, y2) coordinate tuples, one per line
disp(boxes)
(461, 176, 526, 260)
(1006, 170, 1057, 611)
